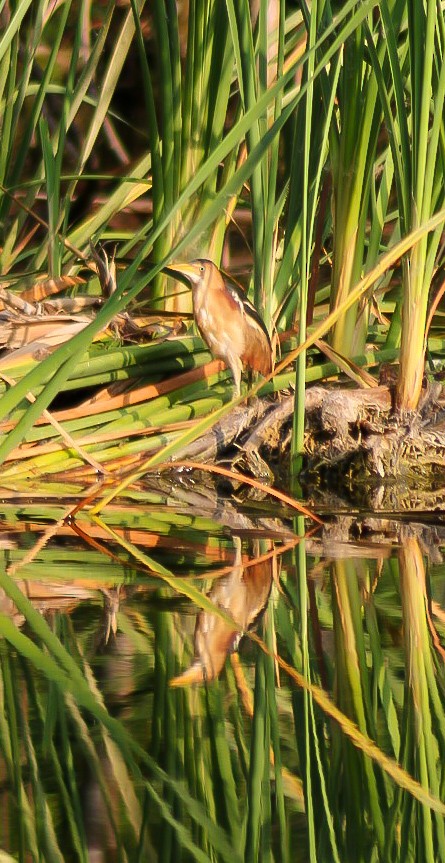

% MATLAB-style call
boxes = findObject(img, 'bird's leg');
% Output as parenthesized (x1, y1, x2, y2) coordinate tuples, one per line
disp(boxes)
(226, 352, 242, 399)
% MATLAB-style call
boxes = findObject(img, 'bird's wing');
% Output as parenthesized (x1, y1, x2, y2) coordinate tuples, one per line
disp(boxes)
(226, 282, 271, 344)
(225, 284, 272, 376)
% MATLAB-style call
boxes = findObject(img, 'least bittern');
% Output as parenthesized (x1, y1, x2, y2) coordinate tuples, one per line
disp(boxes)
(165, 259, 272, 397)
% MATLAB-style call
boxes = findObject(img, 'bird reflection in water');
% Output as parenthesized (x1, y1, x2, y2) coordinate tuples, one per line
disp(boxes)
(170, 537, 273, 686)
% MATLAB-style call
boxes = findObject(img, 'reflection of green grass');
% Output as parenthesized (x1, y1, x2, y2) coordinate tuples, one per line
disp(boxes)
(0, 566, 244, 862)
(2, 509, 445, 860)
(0, 501, 235, 580)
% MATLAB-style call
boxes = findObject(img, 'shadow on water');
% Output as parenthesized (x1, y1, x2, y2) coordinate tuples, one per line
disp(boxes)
(1, 477, 445, 862)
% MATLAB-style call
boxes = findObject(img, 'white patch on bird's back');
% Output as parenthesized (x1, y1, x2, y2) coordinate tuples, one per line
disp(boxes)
(244, 297, 258, 316)
(227, 285, 245, 315)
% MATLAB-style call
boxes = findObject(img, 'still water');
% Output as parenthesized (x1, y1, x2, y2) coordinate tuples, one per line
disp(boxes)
(1, 484, 445, 862)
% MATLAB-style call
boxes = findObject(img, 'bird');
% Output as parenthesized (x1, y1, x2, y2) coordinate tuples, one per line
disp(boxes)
(165, 259, 272, 397)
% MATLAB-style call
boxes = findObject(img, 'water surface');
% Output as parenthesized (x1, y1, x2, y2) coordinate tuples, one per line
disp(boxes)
(1, 490, 445, 862)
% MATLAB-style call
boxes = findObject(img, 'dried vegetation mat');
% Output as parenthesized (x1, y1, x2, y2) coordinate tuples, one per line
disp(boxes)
(301, 382, 445, 509)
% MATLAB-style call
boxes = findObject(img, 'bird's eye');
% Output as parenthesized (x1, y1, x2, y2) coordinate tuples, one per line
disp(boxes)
(199, 265, 205, 273)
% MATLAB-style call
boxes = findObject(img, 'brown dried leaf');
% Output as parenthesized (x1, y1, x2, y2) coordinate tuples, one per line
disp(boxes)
(0, 318, 93, 359)
(20, 274, 86, 303)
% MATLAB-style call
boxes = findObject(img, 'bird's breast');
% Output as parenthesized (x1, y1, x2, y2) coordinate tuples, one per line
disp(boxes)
(193, 286, 246, 357)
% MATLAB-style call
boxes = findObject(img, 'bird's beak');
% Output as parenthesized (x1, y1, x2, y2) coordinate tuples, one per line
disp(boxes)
(163, 262, 200, 286)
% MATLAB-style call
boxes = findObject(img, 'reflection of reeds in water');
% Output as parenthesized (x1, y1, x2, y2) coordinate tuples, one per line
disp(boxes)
(393, 537, 445, 859)
(326, 540, 445, 861)
(2, 513, 445, 861)
(331, 558, 386, 857)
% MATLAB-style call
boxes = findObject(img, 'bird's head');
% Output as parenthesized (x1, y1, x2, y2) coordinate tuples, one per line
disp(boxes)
(164, 259, 220, 290)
